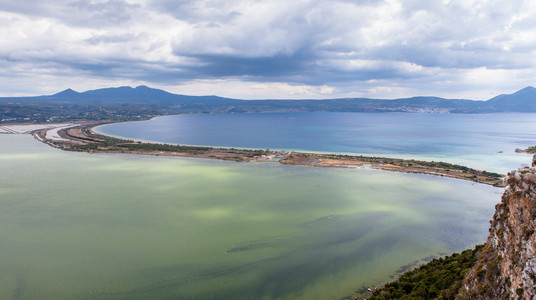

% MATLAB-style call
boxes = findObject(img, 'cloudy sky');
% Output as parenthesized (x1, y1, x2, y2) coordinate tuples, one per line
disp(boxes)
(1, 0, 535, 99)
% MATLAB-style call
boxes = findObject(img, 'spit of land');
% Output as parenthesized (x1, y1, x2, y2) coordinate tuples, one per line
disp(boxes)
(0, 122, 504, 187)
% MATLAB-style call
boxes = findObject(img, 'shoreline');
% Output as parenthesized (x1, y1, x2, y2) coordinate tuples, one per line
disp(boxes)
(25, 121, 507, 187)
(0, 120, 512, 300)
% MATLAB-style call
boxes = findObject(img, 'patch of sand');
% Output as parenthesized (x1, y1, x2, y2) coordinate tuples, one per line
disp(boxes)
(0, 124, 71, 134)
(44, 125, 76, 141)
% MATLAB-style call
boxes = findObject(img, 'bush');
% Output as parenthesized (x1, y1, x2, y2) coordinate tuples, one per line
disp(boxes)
(369, 245, 482, 300)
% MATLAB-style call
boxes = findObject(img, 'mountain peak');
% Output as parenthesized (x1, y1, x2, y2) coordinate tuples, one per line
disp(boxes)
(514, 86, 536, 95)
(486, 86, 536, 111)
(53, 88, 80, 97)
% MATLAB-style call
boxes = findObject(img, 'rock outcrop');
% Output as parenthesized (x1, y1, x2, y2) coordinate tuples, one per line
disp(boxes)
(459, 156, 536, 299)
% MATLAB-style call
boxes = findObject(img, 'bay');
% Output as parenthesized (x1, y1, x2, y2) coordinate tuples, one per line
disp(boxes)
(96, 112, 536, 173)
(0, 135, 500, 299)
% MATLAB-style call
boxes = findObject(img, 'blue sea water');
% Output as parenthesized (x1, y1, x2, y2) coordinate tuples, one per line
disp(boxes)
(96, 112, 536, 173)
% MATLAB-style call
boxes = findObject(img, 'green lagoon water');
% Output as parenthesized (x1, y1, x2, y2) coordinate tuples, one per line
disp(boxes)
(0, 135, 501, 299)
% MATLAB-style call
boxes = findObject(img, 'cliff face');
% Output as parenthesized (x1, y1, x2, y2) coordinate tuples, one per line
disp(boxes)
(459, 157, 536, 299)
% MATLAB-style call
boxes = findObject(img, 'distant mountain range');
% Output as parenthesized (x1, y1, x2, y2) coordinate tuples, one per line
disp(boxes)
(1, 86, 535, 122)
(3, 85, 238, 105)
(3, 85, 536, 113)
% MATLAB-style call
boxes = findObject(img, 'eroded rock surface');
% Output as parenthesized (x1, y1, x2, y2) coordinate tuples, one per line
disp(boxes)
(459, 156, 536, 299)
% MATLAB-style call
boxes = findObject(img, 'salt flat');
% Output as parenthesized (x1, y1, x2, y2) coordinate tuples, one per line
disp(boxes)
(44, 124, 75, 141)
(0, 123, 71, 134)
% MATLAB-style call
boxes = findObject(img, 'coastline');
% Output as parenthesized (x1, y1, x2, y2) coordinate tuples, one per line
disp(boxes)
(25, 121, 507, 187)
(1, 119, 513, 300)
(0, 127, 503, 300)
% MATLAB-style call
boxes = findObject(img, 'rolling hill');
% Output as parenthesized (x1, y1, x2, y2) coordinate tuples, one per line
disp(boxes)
(1, 86, 535, 122)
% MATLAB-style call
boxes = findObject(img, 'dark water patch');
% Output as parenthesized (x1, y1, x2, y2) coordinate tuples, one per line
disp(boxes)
(395, 260, 420, 275)
(253, 232, 403, 298)
(302, 212, 393, 247)
(301, 214, 343, 227)
(224, 237, 289, 254)
(97, 255, 289, 299)
(97, 229, 402, 299)
(421, 255, 438, 262)
(12, 277, 25, 300)
(224, 242, 268, 254)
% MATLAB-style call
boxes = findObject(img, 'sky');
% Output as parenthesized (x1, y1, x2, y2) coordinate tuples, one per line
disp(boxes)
(1, 0, 535, 100)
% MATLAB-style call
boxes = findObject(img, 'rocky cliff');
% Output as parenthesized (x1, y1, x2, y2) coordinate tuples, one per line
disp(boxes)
(459, 156, 536, 299)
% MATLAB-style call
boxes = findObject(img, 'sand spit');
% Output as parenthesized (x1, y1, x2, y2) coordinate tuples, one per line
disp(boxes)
(28, 122, 507, 187)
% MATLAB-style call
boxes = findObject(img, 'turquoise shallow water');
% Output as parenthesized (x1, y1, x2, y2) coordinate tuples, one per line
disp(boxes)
(96, 112, 536, 173)
(0, 135, 501, 299)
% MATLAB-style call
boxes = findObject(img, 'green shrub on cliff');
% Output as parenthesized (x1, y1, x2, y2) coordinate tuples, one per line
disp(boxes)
(369, 245, 482, 300)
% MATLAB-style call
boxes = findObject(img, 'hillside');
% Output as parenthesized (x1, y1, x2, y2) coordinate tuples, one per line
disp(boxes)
(1, 86, 536, 123)
(486, 86, 536, 112)
(3, 85, 239, 105)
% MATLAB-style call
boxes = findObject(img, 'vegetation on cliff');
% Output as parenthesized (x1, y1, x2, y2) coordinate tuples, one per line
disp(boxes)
(367, 246, 482, 300)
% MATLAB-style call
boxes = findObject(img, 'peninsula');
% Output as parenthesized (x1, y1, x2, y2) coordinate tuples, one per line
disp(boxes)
(29, 122, 506, 187)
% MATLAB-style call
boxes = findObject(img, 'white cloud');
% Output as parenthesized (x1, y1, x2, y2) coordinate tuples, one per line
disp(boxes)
(155, 79, 336, 99)
(0, 0, 535, 99)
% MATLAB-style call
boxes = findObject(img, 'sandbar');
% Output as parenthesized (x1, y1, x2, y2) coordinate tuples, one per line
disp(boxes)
(23, 122, 507, 187)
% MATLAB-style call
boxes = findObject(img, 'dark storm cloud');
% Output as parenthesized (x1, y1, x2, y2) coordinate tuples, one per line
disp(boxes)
(182, 55, 307, 78)
(158, 0, 536, 85)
